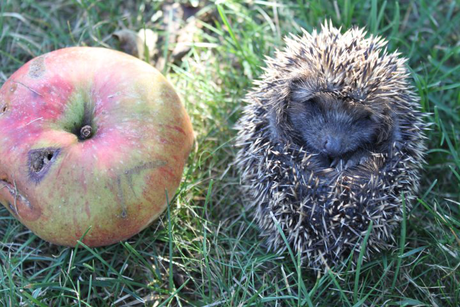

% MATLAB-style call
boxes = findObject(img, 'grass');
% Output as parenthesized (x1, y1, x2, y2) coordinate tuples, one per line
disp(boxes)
(1, 0, 459, 305)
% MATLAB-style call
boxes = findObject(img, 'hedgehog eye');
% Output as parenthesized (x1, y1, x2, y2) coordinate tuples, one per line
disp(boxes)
(304, 98, 322, 112)
(362, 114, 372, 122)
(359, 111, 377, 123)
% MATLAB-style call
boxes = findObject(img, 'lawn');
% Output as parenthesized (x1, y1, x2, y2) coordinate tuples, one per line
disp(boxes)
(1, 0, 459, 306)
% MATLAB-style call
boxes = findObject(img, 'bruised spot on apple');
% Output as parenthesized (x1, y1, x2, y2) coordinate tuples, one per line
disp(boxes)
(28, 56, 46, 79)
(28, 147, 61, 183)
(0, 47, 194, 247)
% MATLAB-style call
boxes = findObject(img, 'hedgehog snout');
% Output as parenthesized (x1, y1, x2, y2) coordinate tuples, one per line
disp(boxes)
(323, 135, 342, 157)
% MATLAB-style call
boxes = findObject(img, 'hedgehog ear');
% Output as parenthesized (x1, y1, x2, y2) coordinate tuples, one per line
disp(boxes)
(289, 78, 317, 103)
(267, 77, 317, 143)
(267, 90, 295, 142)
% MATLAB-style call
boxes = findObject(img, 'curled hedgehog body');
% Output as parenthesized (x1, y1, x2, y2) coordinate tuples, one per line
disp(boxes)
(236, 22, 426, 269)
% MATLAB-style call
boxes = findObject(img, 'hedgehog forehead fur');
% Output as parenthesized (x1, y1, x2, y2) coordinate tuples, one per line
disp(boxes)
(258, 22, 417, 132)
(236, 22, 427, 270)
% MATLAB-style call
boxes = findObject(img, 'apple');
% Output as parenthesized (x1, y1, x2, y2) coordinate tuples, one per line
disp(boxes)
(0, 47, 194, 247)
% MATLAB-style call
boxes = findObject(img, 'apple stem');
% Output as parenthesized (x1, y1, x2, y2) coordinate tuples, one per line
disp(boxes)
(80, 125, 92, 140)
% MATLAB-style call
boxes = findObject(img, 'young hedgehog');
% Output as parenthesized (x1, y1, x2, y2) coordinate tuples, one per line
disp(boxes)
(236, 22, 427, 269)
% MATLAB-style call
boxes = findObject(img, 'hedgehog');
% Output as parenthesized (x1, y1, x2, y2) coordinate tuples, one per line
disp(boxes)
(236, 22, 427, 270)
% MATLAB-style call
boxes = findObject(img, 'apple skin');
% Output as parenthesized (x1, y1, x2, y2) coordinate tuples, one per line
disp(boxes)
(0, 47, 194, 247)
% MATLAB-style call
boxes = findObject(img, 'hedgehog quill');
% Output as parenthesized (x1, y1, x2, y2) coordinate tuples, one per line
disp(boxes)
(236, 22, 427, 270)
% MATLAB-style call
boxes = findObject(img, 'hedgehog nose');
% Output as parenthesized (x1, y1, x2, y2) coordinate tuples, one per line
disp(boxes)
(324, 136, 341, 157)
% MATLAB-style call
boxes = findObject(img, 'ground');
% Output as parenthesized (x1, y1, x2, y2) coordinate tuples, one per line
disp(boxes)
(0, 0, 459, 306)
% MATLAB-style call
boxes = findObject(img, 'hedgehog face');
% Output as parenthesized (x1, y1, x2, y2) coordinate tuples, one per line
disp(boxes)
(287, 93, 380, 165)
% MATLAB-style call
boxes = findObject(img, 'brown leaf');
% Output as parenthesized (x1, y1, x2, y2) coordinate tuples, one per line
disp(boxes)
(113, 29, 158, 59)
(113, 29, 143, 58)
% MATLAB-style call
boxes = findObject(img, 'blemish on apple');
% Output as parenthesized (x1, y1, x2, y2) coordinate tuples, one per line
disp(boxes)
(10, 83, 17, 92)
(0, 100, 8, 114)
(0, 178, 40, 221)
(28, 56, 46, 79)
(8, 201, 18, 216)
(28, 148, 60, 183)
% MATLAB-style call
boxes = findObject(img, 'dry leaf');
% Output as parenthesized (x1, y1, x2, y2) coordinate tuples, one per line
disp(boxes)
(113, 29, 158, 59)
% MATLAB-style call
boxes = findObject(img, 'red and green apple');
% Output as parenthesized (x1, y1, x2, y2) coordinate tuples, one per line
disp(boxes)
(0, 47, 194, 247)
